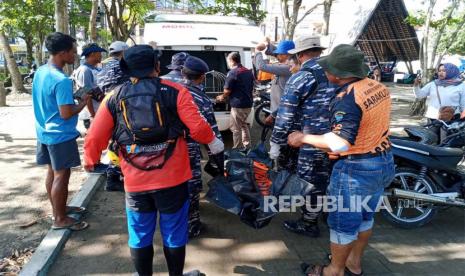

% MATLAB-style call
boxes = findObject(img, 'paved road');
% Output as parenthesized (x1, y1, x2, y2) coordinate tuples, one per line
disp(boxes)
(49, 84, 465, 275)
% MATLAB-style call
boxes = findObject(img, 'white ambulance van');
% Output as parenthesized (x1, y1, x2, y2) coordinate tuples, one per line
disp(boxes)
(143, 14, 263, 131)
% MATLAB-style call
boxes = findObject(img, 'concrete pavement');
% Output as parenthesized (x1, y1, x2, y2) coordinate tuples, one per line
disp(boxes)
(48, 85, 465, 275)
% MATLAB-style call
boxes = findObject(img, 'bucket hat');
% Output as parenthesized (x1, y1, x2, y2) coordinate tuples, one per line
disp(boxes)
(288, 36, 326, 54)
(167, 52, 190, 70)
(317, 44, 369, 79)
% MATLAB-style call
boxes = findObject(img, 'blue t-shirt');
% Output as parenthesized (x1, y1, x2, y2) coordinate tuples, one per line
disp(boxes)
(73, 63, 98, 89)
(224, 65, 254, 108)
(32, 64, 79, 145)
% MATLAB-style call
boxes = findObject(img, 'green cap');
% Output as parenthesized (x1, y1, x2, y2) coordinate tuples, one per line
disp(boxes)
(318, 44, 369, 79)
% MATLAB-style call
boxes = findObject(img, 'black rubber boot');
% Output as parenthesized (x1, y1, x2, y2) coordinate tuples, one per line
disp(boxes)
(130, 246, 154, 276)
(163, 246, 185, 276)
(105, 166, 124, 191)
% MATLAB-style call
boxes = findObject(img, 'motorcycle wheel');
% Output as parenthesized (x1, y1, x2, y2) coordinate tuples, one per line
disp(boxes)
(381, 167, 438, 229)
(254, 101, 271, 127)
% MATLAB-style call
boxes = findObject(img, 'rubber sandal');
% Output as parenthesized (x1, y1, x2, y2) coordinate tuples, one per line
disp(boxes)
(326, 254, 364, 276)
(66, 206, 87, 215)
(52, 220, 89, 231)
(301, 262, 326, 276)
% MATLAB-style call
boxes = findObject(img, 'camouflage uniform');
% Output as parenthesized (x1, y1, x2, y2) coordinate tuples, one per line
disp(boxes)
(97, 57, 129, 192)
(97, 57, 129, 94)
(183, 80, 222, 234)
(161, 70, 184, 83)
(271, 57, 335, 224)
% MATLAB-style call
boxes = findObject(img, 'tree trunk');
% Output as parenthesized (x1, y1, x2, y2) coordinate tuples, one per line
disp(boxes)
(405, 61, 413, 74)
(55, 0, 69, 34)
(281, 0, 290, 40)
(89, 0, 99, 42)
(281, 0, 324, 40)
(0, 82, 6, 107)
(37, 35, 46, 65)
(420, 0, 436, 84)
(281, 0, 301, 40)
(411, 0, 436, 116)
(322, 0, 333, 35)
(0, 32, 27, 94)
(34, 44, 41, 66)
(24, 35, 34, 69)
(55, 0, 72, 74)
(429, 0, 458, 69)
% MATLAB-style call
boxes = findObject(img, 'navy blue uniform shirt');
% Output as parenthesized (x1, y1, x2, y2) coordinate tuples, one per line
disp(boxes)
(224, 64, 254, 108)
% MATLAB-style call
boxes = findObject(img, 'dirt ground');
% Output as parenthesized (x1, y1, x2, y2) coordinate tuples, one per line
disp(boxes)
(0, 93, 87, 265)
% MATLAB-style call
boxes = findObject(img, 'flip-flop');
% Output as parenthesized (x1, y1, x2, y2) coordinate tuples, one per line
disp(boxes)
(66, 206, 87, 215)
(326, 254, 364, 276)
(52, 220, 89, 231)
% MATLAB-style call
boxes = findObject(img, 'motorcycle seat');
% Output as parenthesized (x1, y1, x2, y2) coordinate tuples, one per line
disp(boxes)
(403, 126, 438, 145)
(391, 138, 464, 157)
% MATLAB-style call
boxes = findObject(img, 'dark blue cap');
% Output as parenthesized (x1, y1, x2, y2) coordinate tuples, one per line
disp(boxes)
(81, 43, 107, 57)
(167, 52, 190, 70)
(120, 45, 161, 78)
(183, 56, 209, 74)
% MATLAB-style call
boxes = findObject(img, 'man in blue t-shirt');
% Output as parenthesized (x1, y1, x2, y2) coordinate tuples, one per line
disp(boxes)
(216, 52, 254, 149)
(33, 32, 90, 231)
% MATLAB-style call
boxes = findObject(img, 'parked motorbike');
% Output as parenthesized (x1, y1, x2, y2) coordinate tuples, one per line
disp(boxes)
(23, 66, 36, 85)
(253, 83, 271, 127)
(382, 119, 465, 228)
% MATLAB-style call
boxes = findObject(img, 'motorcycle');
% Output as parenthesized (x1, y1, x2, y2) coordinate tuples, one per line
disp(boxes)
(23, 66, 36, 85)
(382, 119, 465, 228)
(253, 83, 271, 127)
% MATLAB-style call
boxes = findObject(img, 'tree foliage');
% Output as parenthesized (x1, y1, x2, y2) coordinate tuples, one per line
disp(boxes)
(406, 0, 465, 116)
(406, 0, 465, 71)
(436, 11, 465, 56)
(102, 0, 153, 41)
(190, 0, 266, 25)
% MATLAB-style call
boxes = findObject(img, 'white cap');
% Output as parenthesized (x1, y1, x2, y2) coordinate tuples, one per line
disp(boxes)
(109, 41, 129, 54)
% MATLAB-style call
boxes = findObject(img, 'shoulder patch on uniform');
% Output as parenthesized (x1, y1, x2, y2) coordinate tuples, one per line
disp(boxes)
(334, 111, 346, 122)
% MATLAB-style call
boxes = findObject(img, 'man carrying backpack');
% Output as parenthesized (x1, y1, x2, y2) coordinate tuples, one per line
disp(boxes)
(84, 45, 224, 276)
(181, 56, 223, 238)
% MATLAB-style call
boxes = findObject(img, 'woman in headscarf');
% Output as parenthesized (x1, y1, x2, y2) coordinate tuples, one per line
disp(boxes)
(414, 63, 465, 120)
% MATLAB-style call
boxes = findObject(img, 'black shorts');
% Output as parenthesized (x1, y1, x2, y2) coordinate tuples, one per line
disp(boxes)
(125, 182, 189, 214)
(125, 183, 189, 248)
(36, 138, 81, 171)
